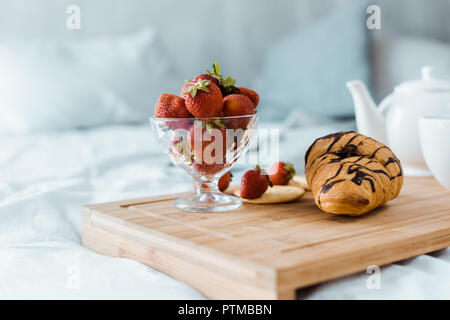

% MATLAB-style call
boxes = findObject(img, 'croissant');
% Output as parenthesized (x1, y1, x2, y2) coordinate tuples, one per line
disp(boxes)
(305, 131, 403, 215)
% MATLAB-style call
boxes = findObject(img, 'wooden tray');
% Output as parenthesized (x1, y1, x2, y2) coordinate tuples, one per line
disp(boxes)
(82, 177, 450, 299)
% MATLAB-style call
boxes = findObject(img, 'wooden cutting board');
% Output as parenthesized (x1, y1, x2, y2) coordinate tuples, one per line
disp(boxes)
(82, 177, 450, 299)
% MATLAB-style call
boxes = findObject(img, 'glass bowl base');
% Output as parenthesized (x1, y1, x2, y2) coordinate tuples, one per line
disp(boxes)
(174, 193, 242, 213)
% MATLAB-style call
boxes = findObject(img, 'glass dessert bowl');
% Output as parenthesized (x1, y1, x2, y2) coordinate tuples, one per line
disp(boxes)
(150, 114, 257, 212)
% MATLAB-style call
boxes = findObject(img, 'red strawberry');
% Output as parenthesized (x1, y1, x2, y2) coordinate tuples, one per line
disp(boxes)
(268, 162, 296, 185)
(223, 94, 254, 129)
(218, 171, 232, 192)
(183, 79, 223, 118)
(193, 171, 232, 192)
(238, 87, 259, 108)
(154, 94, 192, 119)
(223, 94, 254, 117)
(240, 165, 272, 199)
(193, 163, 225, 175)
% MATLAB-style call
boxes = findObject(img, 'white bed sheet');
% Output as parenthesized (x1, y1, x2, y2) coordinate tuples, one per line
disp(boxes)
(0, 123, 448, 299)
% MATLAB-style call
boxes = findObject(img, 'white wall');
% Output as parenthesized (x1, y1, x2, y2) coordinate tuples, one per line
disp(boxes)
(0, 0, 448, 87)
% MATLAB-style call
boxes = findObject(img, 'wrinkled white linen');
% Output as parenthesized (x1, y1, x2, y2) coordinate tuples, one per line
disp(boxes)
(299, 249, 450, 300)
(0, 123, 448, 299)
(0, 124, 203, 299)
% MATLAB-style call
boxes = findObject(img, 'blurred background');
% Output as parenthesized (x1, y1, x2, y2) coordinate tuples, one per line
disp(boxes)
(1, 0, 449, 132)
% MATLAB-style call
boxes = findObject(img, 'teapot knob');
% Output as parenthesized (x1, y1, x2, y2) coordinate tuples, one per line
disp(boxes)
(422, 66, 437, 81)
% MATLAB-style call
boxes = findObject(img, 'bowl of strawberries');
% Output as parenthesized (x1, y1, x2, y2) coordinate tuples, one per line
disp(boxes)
(151, 62, 259, 212)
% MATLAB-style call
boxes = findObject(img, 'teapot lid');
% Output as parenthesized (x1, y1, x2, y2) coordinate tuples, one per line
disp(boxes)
(395, 66, 450, 94)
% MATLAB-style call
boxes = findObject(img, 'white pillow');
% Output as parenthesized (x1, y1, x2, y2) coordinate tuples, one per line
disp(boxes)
(0, 27, 179, 133)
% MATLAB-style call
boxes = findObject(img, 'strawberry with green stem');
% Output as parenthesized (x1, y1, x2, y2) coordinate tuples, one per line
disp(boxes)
(268, 162, 296, 185)
(206, 62, 241, 96)
(181, 74, 220, 96)
(240, 165, 273, 199)
(183, 79, 223, 118)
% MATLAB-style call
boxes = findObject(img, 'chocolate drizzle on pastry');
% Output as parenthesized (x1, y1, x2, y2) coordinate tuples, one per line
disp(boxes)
(347, 165, 376, 192)
(369, 146, 388, 159)
(384, 157, 397, 166)
(305, 131, 359, 168)
(322, 164, 344, 190)
(325, 131, 349, 153)
(305, 131, 404, 215)
(304, 131, 355, 165)
(384, 157, 403, 177)
(306, 132, 402, 192)
(321, 179, 346, 193)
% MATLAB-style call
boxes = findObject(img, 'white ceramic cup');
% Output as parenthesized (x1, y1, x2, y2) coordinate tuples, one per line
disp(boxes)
(419, 115, 450, 190)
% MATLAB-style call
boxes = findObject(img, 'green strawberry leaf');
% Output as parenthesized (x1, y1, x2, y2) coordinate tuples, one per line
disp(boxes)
(267, 176, 273, 187)
(205, 122, 214, 134)
(214, 62, 220, 75)
(186, 86, 197, 97)
(206, 61, 237, 91)
(185, 79, 210, 97)
(254, 165, 273, 187)
(185, 151, 194, 165)
(283, 162, 296, 180)
(212, 119, 225, 128)
(222, 85, 241, 96)
(175, 142, 184, 150)
(195, 120, 204, 128)
(223, 76, 235, 87)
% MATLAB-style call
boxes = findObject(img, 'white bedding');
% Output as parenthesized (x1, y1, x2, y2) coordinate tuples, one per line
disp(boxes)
(1, 123, 449, 299)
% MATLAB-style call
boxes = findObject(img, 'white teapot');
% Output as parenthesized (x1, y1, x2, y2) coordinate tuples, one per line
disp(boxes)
(346, 66, 450, 176)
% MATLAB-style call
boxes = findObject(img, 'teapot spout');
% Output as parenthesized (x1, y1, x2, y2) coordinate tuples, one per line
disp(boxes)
(346, 80, 386, 143)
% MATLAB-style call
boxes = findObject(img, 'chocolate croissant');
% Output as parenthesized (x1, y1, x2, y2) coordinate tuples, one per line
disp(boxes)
(305, 131, 403, 215)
